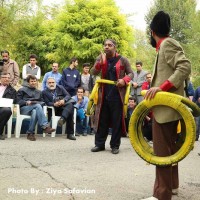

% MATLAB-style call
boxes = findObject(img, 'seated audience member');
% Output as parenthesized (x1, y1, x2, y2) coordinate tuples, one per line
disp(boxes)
(125, 97, 137, 134)
(41, 62, 62, 90)
(42, 77, 76, 140)
(72, 87, 89, 136)
(0, 72, 17, 140)
(143, 111, 153, 142)
(16, 75, 55, 141)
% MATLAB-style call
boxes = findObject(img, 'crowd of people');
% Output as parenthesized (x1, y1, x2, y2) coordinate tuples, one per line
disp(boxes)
(0, 54, 97, 141)
(0, 10, 199, 200)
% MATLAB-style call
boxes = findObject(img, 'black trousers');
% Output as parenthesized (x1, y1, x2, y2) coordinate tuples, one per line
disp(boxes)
(0, 107, 12, 135)
(95, 99, 122, 149)
(55, 103, 74, 136)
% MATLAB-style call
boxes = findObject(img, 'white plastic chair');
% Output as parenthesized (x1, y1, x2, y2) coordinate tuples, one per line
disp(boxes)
(15, 104, 38, 138)
(43, 106, 77, 137)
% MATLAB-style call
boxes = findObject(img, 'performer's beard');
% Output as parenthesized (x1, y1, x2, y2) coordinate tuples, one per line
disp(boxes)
(150, 34, 157, 48)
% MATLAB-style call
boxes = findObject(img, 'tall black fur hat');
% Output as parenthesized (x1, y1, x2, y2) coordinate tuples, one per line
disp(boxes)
(150, 11, 171, 36)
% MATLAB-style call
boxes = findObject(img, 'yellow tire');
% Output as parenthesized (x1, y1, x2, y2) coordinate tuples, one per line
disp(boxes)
(124, 83, 131, 118)
(129, 91, 200, 166)
(86, 79, 130, 117)
(86, 82, 99, 116)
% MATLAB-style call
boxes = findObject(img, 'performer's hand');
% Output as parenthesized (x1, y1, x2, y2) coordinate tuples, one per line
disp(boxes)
(144, 87, 161, 100)
(132, 82, 138, 88)
(116, 79, 125, 87)
(100, 51, 106, 65)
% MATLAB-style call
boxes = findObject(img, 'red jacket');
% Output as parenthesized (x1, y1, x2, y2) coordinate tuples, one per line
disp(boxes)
(91, 54, 133, 135)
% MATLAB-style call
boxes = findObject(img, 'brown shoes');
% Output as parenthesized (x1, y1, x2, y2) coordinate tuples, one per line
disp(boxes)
(43, 126, 55, 134)
(27, 134, 36, 141)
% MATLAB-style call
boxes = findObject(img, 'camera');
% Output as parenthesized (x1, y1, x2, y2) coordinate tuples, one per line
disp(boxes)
(0, 60, 4, 66)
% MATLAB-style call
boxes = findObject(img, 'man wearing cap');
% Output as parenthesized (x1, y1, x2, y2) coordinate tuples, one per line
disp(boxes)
(142, 11, 191, 200)
(90, 38, 133, 154)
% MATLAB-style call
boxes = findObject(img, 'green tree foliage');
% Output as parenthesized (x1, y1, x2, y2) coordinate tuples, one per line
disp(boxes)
(133, 29, 156, 73)
(12, 12, 52, 72)
(145, 0, 196, 43)
(185, 10, 200, 88)
(0, 0, 36, 60)
(145, 0, 200, 88)
(8, 2, 64, 73)
(45, 0, 135, 70)
(5, 0, 135, 74)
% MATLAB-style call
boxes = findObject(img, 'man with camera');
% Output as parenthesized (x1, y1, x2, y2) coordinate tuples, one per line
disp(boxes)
(1, 50, 20, 87)
(42, 77, 76, 140)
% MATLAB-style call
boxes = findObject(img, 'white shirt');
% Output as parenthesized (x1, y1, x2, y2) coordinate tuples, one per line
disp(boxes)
(0, 85, 7, 98)
(22, 64, 41, 80)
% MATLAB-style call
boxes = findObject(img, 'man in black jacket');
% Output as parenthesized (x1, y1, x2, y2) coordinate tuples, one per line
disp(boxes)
(42, 77, 76, 140)
(16, 75, 55, 141)
(0, 72, 16, 140)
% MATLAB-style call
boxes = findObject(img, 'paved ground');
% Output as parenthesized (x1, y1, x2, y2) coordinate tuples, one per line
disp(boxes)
(0, 134, 200, 200)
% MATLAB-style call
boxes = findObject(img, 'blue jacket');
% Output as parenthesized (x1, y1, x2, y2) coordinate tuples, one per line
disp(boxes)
(60, 67, 80, 95)
(187, 81, 194, 96)
(193, 87, 200, 107)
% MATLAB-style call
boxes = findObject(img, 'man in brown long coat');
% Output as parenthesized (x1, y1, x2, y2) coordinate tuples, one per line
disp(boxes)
(90, 39, 133, 154)
(142, 11, 191, 200)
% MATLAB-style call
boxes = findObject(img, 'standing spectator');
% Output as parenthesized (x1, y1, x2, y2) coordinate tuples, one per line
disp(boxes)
(186, 78, 194, 101)
(22, 54, 41, 86)
(142, 72, 153, 142)
(16, 75, 55, 141)
(0, 72, 17, 140)
(42, 63, 62, 90)
(90, 38, 133, 154)
(60, 57, 80, 96)
(130, 61, 146, 104)
(72, 87, 89, 136)
(192, 86, 200, 141)
(142, 72, 152, 90)
(142, 11, 191, 200)
(80, 63, 94, 97)
(1, 50, 20, 87)
(42, 77, 76, 140)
